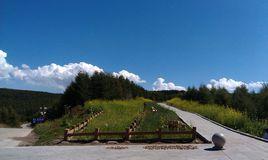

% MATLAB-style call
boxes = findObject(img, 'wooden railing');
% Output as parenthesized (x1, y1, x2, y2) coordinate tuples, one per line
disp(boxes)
(64, 110, 103, 141)
(64, 127, 197, 141)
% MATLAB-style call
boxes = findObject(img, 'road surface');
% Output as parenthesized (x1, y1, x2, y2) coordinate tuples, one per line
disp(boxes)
(0, 124, 32, 147)
(159, 103, 268, 160)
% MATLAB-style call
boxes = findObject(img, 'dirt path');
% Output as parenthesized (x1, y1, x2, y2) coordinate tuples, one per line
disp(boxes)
(0, 123, 33, 147)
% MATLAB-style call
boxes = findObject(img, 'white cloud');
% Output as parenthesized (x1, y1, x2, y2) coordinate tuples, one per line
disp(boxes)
(153, 78, 186, 91)
(0, 50, 144, 91)
(0, 50, 15, 79)
(9, 62, 104, 90)
(207, 77, 266, 92)
(112, 70, 146, 83)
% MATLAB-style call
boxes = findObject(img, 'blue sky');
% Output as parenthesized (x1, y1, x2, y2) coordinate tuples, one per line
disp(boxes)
(1, 0, 268, 93)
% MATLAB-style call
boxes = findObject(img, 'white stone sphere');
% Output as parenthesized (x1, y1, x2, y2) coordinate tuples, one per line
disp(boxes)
(212, 133, 226, 149)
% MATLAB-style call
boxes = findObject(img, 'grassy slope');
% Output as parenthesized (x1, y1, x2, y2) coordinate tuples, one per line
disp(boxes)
(34, 98, 151, 143)
(167, 98, 268, 137)
(34, 114, 87, 145)
(83, 98, 150, 132)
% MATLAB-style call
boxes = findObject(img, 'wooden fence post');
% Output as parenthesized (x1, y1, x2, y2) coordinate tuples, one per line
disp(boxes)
(64, 129, 69, 141)
(94, 128, 100, 140)
(157, 128, 162, 140)
(192, 127, 197, 140)
(125, 128, 130, 141)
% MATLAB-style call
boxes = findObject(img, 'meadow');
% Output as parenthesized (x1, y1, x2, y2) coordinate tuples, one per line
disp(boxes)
(83, 98, 149, 132)
(167, 98, 268, 137)
(75, 99, 192, 141)
(75, 98, 149, 140)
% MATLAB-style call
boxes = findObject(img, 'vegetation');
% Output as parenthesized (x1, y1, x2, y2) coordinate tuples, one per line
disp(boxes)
(145, 90, 184, 102)
(0, 106, 19, 127)
(135, 102, 192, 139)
(53, 72, 146, 118)
(34, 106, 91, 145)
(78, 98, 149, 140)
(0, 88, 61, 126)
(181, 85, 268, 119)
(138, 102, 181, 131)
(167, 98, 268, 137)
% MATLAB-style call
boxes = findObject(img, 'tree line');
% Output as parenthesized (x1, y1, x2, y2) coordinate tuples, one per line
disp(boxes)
(181, 85, 268, 119)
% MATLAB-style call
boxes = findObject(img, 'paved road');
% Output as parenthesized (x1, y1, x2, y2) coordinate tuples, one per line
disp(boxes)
(0, 124, 32, 147)
(159, 103, 268, 160)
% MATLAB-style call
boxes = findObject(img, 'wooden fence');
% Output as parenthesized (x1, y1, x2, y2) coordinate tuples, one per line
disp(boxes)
(64, 110, 103, 140)
(64, 127, 197, 141)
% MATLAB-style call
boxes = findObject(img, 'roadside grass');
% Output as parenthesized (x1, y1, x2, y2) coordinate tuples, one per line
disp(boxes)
(167, 98, 268, 137)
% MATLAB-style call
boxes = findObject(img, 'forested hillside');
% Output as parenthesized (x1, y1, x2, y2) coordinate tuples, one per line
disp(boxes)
(0, 88, 61, 126)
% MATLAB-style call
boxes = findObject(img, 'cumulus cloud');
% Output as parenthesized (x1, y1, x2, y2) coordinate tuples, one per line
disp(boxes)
(112, 70, 146, 83)
(153, 78, 186, 91)
(0, 50, 15, 79)
(0, 50, 145, 91)
(206, 78, 266, 92)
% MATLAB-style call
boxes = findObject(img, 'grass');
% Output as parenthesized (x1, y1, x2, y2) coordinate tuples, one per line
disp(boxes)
(75, 98, 150, 140)
(167, 98, 268, 137)
(78, 100, 192, 141)
(34, 106, 91, 145)
(138, 102, 180, 131)
(134, 102, 192, 140)
(84, 98, 150, 131)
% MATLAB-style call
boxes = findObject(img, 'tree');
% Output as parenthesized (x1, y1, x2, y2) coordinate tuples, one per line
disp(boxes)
(232, 85, 255, 117)
(214, 88, 231, 106)
(256, 85, 268, 119)
(198, 85, 212, 104)
(183, 87, 199, 101)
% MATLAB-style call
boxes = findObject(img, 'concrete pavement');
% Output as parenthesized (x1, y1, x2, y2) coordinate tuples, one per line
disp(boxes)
(0, 144, 233, 160)
(0, 124, 32, 147)
(159, 103, 268, 160)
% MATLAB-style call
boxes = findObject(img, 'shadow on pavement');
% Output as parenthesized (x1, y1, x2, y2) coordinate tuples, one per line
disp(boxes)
(204, 146, 225, 151)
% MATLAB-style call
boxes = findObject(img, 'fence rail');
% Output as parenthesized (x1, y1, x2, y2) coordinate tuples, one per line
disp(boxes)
(64, 110, 103, 140)
(64, 127, 197, 141)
